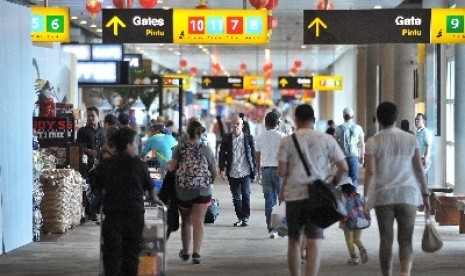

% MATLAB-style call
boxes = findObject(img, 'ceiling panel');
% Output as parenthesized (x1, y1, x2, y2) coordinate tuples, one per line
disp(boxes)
(26, 0, 404, 76)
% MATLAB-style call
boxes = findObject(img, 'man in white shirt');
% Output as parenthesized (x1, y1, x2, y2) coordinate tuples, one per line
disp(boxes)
(255, 111, 286, 238)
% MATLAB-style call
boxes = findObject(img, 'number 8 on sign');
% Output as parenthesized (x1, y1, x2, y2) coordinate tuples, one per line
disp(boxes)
(246, 17, 263, 34)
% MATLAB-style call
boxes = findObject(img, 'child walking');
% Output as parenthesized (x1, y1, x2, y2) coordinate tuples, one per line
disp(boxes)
(340, 181, 370, 265)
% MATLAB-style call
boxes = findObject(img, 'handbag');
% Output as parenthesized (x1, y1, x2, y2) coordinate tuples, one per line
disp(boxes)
(271, 203, 288, 237)
(204, 199, 219, 223)
(291, 134, 347, 229)
(422, 214, 443, 253)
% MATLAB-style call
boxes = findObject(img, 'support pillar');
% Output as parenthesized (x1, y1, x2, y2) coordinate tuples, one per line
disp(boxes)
(393, 44, 417, 126)
(365, 45, 379, 131)
(455, 40, 465, 194)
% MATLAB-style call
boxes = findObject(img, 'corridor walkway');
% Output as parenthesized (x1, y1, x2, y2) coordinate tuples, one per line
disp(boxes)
(0, 179, 464, 275)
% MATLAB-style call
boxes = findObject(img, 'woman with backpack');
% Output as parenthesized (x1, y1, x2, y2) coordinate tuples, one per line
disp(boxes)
(169, 119, 216, 264)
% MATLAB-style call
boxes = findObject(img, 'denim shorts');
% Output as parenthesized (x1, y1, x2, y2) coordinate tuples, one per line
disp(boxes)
(286, 199, 324, 240)
(177, 195, 212, 209)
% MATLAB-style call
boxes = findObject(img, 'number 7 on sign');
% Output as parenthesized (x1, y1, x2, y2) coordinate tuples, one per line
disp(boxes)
(227, 17, 243, 34)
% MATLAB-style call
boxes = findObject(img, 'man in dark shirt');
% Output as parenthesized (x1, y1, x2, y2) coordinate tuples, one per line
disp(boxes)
(76, 106, 105, 173)
(94, 128, 162, 276)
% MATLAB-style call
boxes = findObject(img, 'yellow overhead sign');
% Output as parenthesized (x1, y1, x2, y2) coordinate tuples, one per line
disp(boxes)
(173, 9, 269, 44)
(163, 74, 190, 90)
(243, 75, 265, 90)
(312, 75, 343, 91)
(431, 9, 465, 43)
(31, 7, 70, 42)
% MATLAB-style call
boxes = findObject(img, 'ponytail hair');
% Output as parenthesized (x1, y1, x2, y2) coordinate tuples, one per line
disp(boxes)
(187, 120, 206, 140)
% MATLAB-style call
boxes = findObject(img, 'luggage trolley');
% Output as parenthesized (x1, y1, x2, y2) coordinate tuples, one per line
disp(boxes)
(138, 204, 168, 276)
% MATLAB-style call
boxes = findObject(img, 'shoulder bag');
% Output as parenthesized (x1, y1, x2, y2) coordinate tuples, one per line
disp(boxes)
(291, 134, 347, 229)
(422, 213, 443, 253)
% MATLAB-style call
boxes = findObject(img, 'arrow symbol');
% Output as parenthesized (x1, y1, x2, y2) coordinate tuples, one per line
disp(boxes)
(308, 17, 327, 38)
(279, 78, 288, 88)
(203, 78, 211, 87)
(105, 16, 126, 36)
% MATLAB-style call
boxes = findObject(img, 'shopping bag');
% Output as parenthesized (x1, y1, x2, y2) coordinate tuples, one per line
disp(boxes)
(422, 214, 443, 253)
(204, 199, 219, 223)
(271, 203, 288, 237)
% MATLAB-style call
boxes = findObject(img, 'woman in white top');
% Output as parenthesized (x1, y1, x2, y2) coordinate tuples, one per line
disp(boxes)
(364, 102, 430, 276)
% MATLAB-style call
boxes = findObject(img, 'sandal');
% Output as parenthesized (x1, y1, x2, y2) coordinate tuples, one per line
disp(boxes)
(179, 250, 190, 261)
(347, 256, 359, 265)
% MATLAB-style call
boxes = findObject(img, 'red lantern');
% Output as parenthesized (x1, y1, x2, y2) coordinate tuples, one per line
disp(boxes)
(294, 60, 302, 68)
(195, 0, 208, 9)
(86, 0, 102, 15)
(139, 0, 157, 9)
(249, 0, 263, 9)
(180, 59, 187, 68)
(317, 0, 334, 10)
(240, 63, 247, 71)
(190, 66, 198, 75)
(264, 0, 278, 10)
(290, 67, 298, 75)
(113, 0, 134, 9)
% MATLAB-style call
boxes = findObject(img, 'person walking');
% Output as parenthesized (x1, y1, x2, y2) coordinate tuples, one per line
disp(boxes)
(219, 115, 257, 227)
(139, 124, 177, 176)
(255, 111, 285, 238)
(212, 115, 227, 159)
(414, 113, 433, 173)
(334, 107, 365, 191)
(169, 119, 216, 264)
(93, 127, 163, 276)
(364, 102, 430, 276)
(277, 104, 348, 276)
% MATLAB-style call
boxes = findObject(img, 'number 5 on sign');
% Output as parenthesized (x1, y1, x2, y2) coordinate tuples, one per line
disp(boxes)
(246, 17, 263, 34)
(227, 17, 243, 34)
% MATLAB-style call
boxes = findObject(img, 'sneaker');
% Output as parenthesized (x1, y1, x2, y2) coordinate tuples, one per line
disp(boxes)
(233, 220, 243, 227)
(269, 230, 278, 239)
(192, 252, 201, 264)
(241, 218, 250, 227)
(179, 250, 189, 261)
(347, 256, 359, 265)
(359, 247, 368, 264)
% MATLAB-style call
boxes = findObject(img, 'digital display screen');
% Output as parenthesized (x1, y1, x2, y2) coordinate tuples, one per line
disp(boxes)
(61, 44, 91, 61)
(91, 44, 123, 61)
(123, 54, 143, 68)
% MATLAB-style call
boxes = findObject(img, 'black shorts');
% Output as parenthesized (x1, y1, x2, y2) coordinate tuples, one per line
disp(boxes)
(286, 199, 324, 240)
(177, 195, 212, 209)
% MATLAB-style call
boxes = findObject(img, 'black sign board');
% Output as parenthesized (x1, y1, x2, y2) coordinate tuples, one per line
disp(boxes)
(277, 76, 313, 89)
(33, 116, 75, 143)
(303, 9, 431, 44)
(102, 9, 173, 43)
(201, 76, 243, 89)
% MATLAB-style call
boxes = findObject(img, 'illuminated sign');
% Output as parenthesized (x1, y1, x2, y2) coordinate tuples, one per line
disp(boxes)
(173, 9, 268, 44)
(243, 75, 265, 90)
(61, 44, 91, 61)
(431, 9, 465, 43)
(313, 75, 343, 91)
(277, 76, 313, 89)
(31, 7, 70, 43)
(124, 54, 143, 68)
(77, 62, 119, 84)
(202, 76, 243, 89)
(91, 44, 123, 61)
(163, 74, 191, 90)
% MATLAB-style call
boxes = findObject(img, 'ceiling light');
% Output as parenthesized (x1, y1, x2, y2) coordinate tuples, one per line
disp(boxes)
(301, 45, 307, 49)
(168, 47, 173, 51)
(96, 28, 102, 33)
(163, 6, 170, 10)
(71, 16, 78, 20)
(177, 70, 182, 74)
(80, 20, 87, 25)
(374, 5, 382, 9)
(158, 0, 164, 3)
(90, 24, 97, 28)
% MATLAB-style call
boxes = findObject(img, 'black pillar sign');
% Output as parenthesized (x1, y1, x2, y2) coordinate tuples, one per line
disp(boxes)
(103, 9, 173, 43)
(201, 76, 243, 89)
(303, 9, 431, 44)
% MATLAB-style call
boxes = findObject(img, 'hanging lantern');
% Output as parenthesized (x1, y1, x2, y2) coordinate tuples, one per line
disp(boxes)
(294, 60, 302, 68)
(264, 0, 278, 10)
(195, 0, 208, 9)
(86, 0, 102, 16)
(179, 59, 187, 68)
(190, 66, 198, 75)
(113, 0, 134, 9)
(249, 0, 262, 9)
(290, 67, 298, 75)
(317, 0, 334, 10)
(240, 63, 247, 71)
(139, 0, 157, 9)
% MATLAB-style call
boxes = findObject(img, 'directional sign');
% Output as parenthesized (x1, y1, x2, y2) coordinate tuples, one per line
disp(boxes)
(303, 9, 431, 44)
(31, 7, 70, 42)
(201, 76, 243, 89)
(313, 75, 343, 91)
(102, 9, 173, 43)
(277, 76, 312, 90)
(431, 9, 465, 43)
(173, 9, 269, 44)
(163, 74, 190, 90)
(243, 75, 265, 90)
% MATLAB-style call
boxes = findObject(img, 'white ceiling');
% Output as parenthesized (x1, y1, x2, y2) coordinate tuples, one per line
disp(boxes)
(26, 0, 405, 76)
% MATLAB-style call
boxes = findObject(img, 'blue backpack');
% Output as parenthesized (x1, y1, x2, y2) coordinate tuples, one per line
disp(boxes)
(345, 193, 371, 230)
